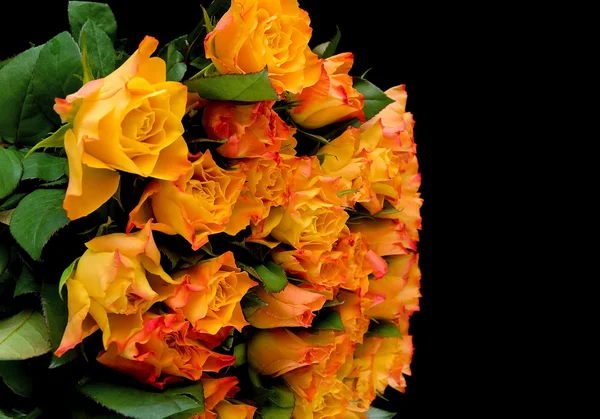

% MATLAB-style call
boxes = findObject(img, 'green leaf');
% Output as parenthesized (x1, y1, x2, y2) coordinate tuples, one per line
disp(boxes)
(366, 407, 396, 418)
(233, 343, 246, 367)
(0, 361, 33, 397)
(23, 123, 71, 158)
(0, 45, 55, 146)
(13, 267, 39, 297)
(158, 36, 187, 82)
(9, 189, 70, 261)
(0, 57, 13, 71)
(353, 77, 394, 121)
(337, 189, 359, 197)
(314, 27, 341, 59)
(0, 193, 26, 212)
(0, 147, 23, 200)
(41, 282, 78, 368)
(68, 1, 117, 42)
(373, 200, 401, 217)
(310, 309, 345, 332)
(31, 31, 83, 125)
(185, 68, 278, 102)
(0, 242, 9, 277)
(259, 386, 294, 419)
(79, 380, 205, 419)
(58, 257, 79, 298)
(21, 154, 68, 182)
(366, 320, 402, 338)
(0, 311, 51, 360)
(80, 19, 116, 79)
(253, 262, 288, 293)
(322, 297, 344, 308)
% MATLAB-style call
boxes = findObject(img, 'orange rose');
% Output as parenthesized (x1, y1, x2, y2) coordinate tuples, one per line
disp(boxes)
(332, 290, 372, 344)
(193, 376, 256, 419)
(96, 313, 235, 388)
(271, 247, 345, 293)
(203, 100, 295, 158)
(151, 251, 257, 335)
(204, 0, 321, 94)
(369, 330, 414, 394)
(55, 224, 177, 357)
(127, 149, 246, 250)
(334, 228, 387, 295)
(349, 218, 411, 257)
(289, 53, 364, 129)
(244, 282, 327, 328)
(366, 252, 421, 320)
(343, 337, 381, 412)
(292, 378, 353, 419)
(250, 156, 348, 251)
(282, 332, 353, 401)
(247, 328, 336, 376)
(54, 36, 191, 220)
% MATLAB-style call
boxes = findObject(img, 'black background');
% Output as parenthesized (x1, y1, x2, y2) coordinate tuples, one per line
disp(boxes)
(1, 0, 445, 414)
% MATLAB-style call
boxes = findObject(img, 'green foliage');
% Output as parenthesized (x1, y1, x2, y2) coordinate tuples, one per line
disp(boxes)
(0, 361, 33, 397)
(79, 380, 205, 419)
(9, 189, 70, 261)
(0, 311, 51, 360)
(310, 309, 345, 332)
(366, 407, 397, 418)
(185, 68, 279, 101)
(68, 1, 117, 42)
(257, 385, 295, 419)
(0, 148, 22, 201)
(353, 77, 394, 121)
(21, 154, 68, 182)
(158, 36, 187, 82)
(80, 19, 116, 79)
(251, 262, 288, 293)
(41, 283, 78, 368)
(13, 267, 39, 297)
(31, 31, 83, 125)
(0, 45, 56, 146)
(366, 319, 402, 338)
(313, 26, 341, 59)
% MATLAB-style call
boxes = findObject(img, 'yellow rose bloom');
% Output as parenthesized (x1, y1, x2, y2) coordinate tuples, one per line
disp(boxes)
(55, 224, 177, 357)
(55, 36, 192, 220)
(204, 0, 321, 94)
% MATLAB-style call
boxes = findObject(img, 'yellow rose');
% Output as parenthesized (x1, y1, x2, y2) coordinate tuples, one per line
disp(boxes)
(349, 218, 411, 257)
(292, 378, 353, 419)
(318, 127, 375, 209)
(204, 0, 321, 94)
(152, 251, 257, 335)
(332, 290, 372, 344)
(55, 36, 192, 220)
(127, 149, 246, 250)
(55, 224, 177, 357)
(289, 53, 365, 129)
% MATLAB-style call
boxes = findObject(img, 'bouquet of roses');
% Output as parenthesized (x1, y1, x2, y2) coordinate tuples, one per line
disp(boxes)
(0, 0, 422, 417)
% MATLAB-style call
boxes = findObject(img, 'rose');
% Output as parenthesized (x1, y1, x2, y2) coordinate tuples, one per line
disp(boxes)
(289, 53, 365, 129)
(247, 328, 335, 376)
(96, 313, 236, 389)
(204, 0, 321, 94)
(155, 251, 258, 335)
(369, 331, 414, 395)
(332, 290, 372, 344)
(190, 376, 256, 419)
(282, 332, 353, 401)
(335, 228, 387, 295)
(250, 156, 349, 251)
(128, 149, 246, 250)
(54, 36, 191, 220)
(292, 379, 353, 419)
(349, 218, 411, 257)
(55, 224, 177, 357)
(318, 127, 375, 209)
(343, 337, 380, 412)
(244, 282, 327, 328)
(365, 253, 421, 320)
(202, 100, 295, 158)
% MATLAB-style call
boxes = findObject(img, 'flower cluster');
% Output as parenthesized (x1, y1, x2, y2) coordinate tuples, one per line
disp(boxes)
(0, 0, 421, 418)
